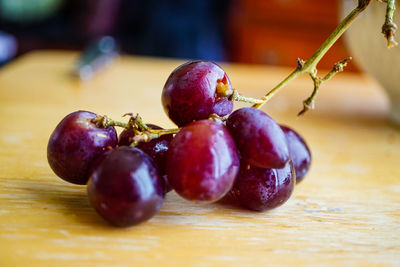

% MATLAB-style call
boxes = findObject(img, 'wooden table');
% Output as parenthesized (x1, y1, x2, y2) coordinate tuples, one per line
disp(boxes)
(0, 51, 399, 266)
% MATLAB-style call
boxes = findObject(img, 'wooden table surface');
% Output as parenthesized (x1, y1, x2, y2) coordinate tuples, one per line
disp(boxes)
(0, 51, 399, 266)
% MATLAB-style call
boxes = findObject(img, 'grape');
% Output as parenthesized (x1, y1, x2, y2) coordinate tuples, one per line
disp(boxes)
(45, 59, 314, 226)
(232, 161, 295, 211)
(166, 120, 240, 202)
(119, 124, 173, 193)
(87, 147, 164, 227)
(119, 124, 172, 175)
(280, 125, 311, 183)
(47, 111, 117, 185)
(162, 60, 234, 127)
(87, 148, 114, 178)
(226, 107, 289, 169)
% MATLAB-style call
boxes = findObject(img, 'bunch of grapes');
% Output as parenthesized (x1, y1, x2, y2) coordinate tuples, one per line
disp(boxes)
(47, 61, 311, 227)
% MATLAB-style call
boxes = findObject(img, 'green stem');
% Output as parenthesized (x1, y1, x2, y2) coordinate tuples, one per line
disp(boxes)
(208, 113, 229, 123)
(108, 120, 128, 128)
(131, 115, 149, 132)
(229, 89, 266, 104)
(252, 68, 303, 109)
(298, 57, 351, 116)
(92, 115, 129, 128)
(148, 128, 180, 136)
(92, 115, 180, 145)
(382, 0, 398, 48)
(125, 127, 180, 146)
(321, 57, 352, 82)
(298, 72, 319, 116)
(128, 129, 179, 147)
(252, 0, 372, 109)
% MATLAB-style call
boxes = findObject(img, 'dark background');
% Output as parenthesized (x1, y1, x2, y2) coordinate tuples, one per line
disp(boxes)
(0, 0, 355, 70)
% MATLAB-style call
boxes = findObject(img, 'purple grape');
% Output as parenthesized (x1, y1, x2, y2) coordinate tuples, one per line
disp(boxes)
(87, 149, 114, 178)
(87, 147, 164, 227)
(166, 120, 240, 202)
(280, 125, 311, 183)
(226, 107, 289, 169)
(119, 124, 172, 174)
(119, 124, 173, 193)
(47, 111, 117, 185)
(162, 60, 234, 127)
(232, 161, 295, 211)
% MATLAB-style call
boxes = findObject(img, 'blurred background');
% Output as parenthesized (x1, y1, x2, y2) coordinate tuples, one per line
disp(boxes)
(0, 0, 356, 70)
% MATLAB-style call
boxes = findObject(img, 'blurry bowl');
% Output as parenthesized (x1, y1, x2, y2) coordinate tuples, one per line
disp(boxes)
(340, 0, 400, 123)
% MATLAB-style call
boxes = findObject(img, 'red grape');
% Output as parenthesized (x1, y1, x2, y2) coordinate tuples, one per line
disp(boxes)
(87, 147, 164, 227)
(232, 161, 295, 211)
(119, 124, 173, 193)
(47, 111, 117, 185)
(119, 124, 172, 175)
(45, 58, 315, 227)
(162, 60, 233, 126)
(281, 125, 311, 183)
(226, 107, 289, 169)
(88, 148, 114, 178)
(166, 120, 240, 202)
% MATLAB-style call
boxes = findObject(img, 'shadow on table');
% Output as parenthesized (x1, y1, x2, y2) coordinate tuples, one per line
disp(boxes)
(24, 179, 116, 229)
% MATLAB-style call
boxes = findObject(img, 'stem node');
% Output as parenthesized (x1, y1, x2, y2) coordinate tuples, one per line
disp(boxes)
(296, 58, 305, 71)
(382, 0, 398, 48)
(298, 57, 352, 116)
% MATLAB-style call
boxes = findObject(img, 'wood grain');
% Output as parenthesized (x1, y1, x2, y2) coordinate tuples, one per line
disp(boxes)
(0, 51, 399, 266)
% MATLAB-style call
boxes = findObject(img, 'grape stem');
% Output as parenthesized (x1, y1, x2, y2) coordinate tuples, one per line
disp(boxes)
(229, 89, 266, 104)
(298, 57, 352, 116)
(92, 115, 129, 129)
(92, 114, 180, 145)
(248, 0, 373, 113)
(381, 0, 398, 48)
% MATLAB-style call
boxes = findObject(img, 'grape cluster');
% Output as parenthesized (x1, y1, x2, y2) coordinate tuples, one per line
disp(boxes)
(47, 60, 311, 227)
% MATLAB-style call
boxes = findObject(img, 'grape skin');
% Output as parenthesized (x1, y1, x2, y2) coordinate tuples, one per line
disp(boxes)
(162, 60, 233, 127)
(232, 161, 295, 211)
(119, 124, 173, 192)
(281, 125, 312, 183)
(119, 124, 173, 176)
(226, 107, 289, 169)
(166, 120, 240, 202)
(87, 147, 164, 227)
(47, 110, 117, 185)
